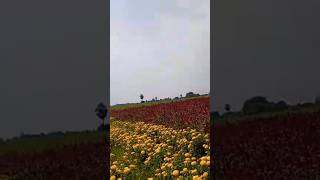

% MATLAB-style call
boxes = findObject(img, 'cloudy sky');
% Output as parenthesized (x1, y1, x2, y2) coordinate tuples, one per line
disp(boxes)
(110, 0, 210, 105)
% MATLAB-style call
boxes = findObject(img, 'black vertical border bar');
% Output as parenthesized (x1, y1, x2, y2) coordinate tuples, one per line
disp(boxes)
(106, 0, 110, 179)
(210, 0, 214, 179)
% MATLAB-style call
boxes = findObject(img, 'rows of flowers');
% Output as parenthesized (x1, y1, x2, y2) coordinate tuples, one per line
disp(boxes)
(111, 97, 210, 132)
(0, 142, 107, 179)
(214, 110, 320, 179)
(110, 120, 210, 179)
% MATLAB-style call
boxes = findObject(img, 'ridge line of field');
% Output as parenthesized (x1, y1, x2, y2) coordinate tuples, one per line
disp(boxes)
(214, 105, 320, 127)
(111, 95, 209, 110)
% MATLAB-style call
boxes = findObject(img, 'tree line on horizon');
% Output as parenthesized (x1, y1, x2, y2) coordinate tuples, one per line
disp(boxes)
(139, 91, 209, 103)
(212, 95, 320, 120)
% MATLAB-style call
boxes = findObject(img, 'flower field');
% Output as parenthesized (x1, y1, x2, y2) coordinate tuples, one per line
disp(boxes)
(214, 109, 320, 179)
(110, 97, 211, 179)
(111, 96, 210, 132)
(0, 131, 108, 179)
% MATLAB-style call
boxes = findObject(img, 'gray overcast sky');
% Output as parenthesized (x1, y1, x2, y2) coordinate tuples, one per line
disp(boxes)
(110, 0, 210, 105)
(0, 0, 107, 139)
(213, 0, 320, 112)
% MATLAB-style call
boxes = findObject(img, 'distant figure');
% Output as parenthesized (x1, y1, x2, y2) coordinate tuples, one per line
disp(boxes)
(140, 94, 144, 103)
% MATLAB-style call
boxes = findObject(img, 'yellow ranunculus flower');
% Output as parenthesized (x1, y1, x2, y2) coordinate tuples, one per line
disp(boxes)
(200, 160, 206, 166)
(111, 165, 117, 171)
(183, 168, 188, 172)
(172, 170, 179, 177)
(204, 160, 210, 166)
(202, 172, 209, 177)
(191, 169, 198, 175)
(123, 168, 130, 174)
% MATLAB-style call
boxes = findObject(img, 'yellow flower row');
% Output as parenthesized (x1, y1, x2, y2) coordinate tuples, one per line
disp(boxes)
(110, 120, 210, 179)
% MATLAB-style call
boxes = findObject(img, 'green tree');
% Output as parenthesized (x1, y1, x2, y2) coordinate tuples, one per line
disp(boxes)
(186, 92, 195, 98)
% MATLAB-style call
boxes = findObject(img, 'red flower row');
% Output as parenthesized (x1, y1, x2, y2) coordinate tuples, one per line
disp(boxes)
(111, 97, 210, 132)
